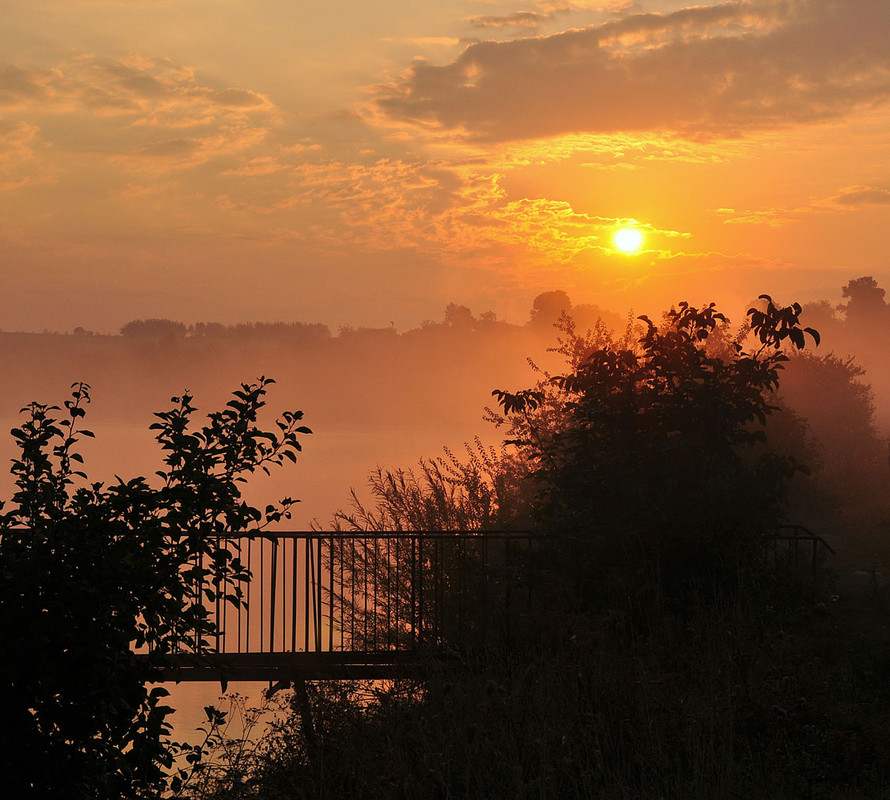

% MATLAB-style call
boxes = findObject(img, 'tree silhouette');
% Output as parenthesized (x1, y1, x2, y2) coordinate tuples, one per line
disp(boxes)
(494, 297, 819, 595)
(443, 303, 476, 329)
(528, 290, 572, 329)
(840, 276, 889, 331)
(0, 379, 309, 798)
(120, 318, 188, 343)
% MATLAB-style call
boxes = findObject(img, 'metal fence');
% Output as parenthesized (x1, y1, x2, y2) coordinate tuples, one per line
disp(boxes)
(188, 531, 543, 658)
(157, 525, 839, 659)
(768, 524, 835, 597)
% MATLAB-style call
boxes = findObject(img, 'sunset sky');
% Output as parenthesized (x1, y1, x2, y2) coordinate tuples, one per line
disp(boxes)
(3, 0, 890, 332)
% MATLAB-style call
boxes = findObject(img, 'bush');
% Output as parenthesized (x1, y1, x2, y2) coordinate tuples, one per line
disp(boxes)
(0, 378, 309, 798)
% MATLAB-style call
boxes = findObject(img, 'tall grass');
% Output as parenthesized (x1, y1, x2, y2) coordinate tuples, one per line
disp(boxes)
(182, 545, 890, 800)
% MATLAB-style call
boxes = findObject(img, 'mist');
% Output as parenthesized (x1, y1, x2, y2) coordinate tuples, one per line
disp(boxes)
(5, 278, 890, 766)
(0, 299, 580, 532)
(3, 280, 888, 535)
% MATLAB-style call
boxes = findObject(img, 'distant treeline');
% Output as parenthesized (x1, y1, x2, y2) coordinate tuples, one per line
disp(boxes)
(7, 278, 890, 358)
(2, 290, 622, 345)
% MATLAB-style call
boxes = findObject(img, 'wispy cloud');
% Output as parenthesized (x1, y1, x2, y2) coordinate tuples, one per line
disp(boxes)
(0, 119, 53, 190)
(466, 11, 554, 30)
(0, 55, 275, 121)
(717, 183, 890, 226)
(833, 185, 890, 206)
(466, 0, 633, 31)
(0, 54, 278, 175)
(379, 0, 890, 142)
(209, 150, 693, 275)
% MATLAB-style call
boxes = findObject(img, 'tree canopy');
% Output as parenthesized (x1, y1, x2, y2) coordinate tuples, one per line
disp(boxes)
(493, 297, 820, 592)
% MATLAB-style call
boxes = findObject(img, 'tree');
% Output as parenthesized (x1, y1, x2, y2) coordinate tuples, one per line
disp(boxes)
(778, 351, 886, 509)
(528, 290, 572, 330)
(0, 378, 309, 798)
(443, 303, 476, 329)
(493, 296, 820, 596)
(840, 276, 889, 331)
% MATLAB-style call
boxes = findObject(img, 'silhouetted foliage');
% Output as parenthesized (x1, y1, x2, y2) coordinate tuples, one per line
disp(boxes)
(528, 289, 572, 329)
(0, 379, 309, 798)
(120, 317, 188, 342)
(776, 351, 887, 517)
(177, 293, 890, 800)
(329, 440, 530, 533)
(494, 296, 819, 596)
(443, 303, 475, 329)
(188, 321, 331, 343)
(840, 275, 888, 328)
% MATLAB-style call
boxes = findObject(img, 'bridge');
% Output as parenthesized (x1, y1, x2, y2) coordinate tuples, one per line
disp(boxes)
(149, 526, 834, 684)
(152, 530, 543, 683)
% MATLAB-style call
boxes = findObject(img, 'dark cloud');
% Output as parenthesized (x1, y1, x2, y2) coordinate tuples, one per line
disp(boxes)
(119, 74, 168, 98)
(210, 87, 268, 108)
(466, 11, 553, 29)
(0, 65, 53, 106)
(378, 0, 890, 141)
(835, 186, 890, 206)
(133, 138, 198, 157)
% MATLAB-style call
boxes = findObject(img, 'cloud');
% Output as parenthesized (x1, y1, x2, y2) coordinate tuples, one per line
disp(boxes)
(0, 55, 275, 124)
(379, 0, 890, 142)
(222, 155, 286, 177)
(0, 64, 59, 108)
(834, 185, 890, 206)
(209, 87, 270, 108)
(466, 11, 554, 30)
(0, 119, 54, 190)
(465, 1, 633, 31)
(389, 37, 462, 48)
(0, 54, 278, 176)
(42, 0, 210, 6)
(210, 150, 692, 276)
(717, 182, 890, 226)
(130, 138, 198, 157)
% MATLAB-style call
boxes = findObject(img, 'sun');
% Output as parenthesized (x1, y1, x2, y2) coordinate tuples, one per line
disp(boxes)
(614, 227, 644, 253)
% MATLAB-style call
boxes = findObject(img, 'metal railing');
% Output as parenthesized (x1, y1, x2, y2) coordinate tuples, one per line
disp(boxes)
(182, 530, 543, 658)
(154, 525, 837, 659)
(120, 525, 836, 679)
(769, 524, 835, 595)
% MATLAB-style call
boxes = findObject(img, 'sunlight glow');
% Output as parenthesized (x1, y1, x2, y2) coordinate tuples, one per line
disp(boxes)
(614, 227, 643, 253)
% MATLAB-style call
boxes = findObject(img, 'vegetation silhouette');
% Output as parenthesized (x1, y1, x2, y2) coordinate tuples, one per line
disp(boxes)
(0, 379, 309, 798)
(177, 295, 890, 800)
(491, 296, 819, 604)
(5, 282, 890, 797)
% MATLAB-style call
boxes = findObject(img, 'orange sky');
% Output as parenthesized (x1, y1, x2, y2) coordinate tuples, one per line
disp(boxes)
(3, 0, 890, 332)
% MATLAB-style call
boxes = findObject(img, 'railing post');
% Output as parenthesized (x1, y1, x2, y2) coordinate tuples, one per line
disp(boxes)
(269, 538, 278, 654)
(291, 538, 298, 652)
(316, 535, 323, 652)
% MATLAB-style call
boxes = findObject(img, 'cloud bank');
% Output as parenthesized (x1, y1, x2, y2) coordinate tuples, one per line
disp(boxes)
(379, 0, 890, 141)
